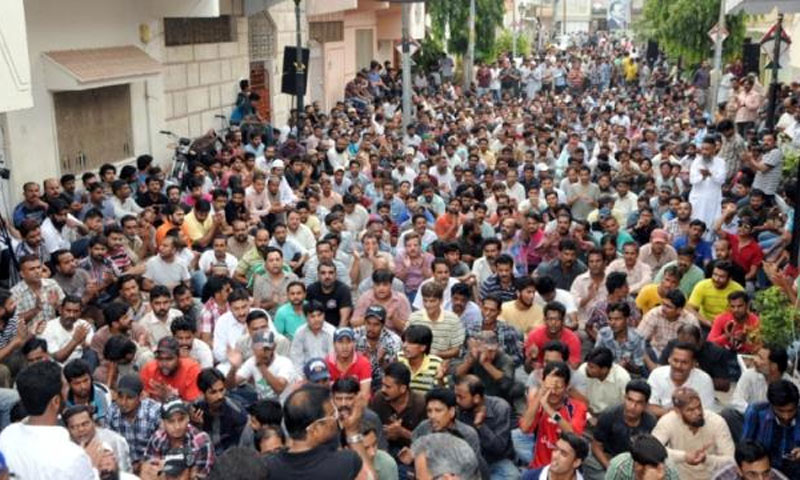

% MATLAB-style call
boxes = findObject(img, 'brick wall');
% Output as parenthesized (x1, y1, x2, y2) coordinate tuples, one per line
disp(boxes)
(162, 16, 249, 139)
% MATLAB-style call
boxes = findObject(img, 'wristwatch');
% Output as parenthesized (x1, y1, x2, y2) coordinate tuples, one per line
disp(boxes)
(347, 434, 365, 445)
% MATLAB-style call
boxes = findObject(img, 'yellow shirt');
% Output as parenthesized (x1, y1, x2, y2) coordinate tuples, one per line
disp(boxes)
(636, 283, 663, 314)
(688, 279, 744, 321)
(500, 301, 544, 335)
(184, 211, 213, 242)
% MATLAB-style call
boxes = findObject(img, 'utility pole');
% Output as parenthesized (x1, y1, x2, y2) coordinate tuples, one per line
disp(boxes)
(512, 0, 518, 60)
(293, 0, 304, 143)
(562, 0, 567, 35)
(401, 2, 412, 128)
(465, 0, 476, 91)
(708, 0, 726, 118)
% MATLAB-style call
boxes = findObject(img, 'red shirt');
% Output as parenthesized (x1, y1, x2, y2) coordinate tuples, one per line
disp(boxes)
(724, 232, 763, 276)
(525, 326, 582, 367)
(524, 398, 587, 468)
(140, 357, 202, 402)
(707, 311, 760, 353)
(325, 353, 372, 384)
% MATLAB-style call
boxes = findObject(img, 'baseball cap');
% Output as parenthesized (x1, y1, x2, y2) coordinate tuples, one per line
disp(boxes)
(117, 374, 143, 397)
(334, 327, 355, 342)
(271, 159, 285, 170)
(252, 331, 277, 350)
(365, 305, 387, 323)
(403, 147, 415, 156)
(650, 229, 669, 244)
(161, 399, 189, 419)
(161, 448, 194, 476)
(303, 358, 330, 383)
(155, 336, 180, 357)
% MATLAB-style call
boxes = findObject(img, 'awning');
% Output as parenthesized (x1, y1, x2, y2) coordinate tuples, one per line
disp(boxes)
(726, 0, 800, 15)
(42, 45, 161, 91)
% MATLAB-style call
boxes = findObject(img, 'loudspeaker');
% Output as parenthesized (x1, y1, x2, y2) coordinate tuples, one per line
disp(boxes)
(742, 40, 760, 75)
(281, 46, 310, 96)
(646, 40, 659, 64)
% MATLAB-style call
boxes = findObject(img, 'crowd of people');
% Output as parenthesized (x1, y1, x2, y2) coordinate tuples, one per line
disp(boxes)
(0, 30, 799, 480)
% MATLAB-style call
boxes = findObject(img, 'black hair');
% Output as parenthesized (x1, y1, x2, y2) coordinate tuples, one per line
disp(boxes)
(372, 269, 395, 284)
(197, 368, 226, 392)
(630, 434, 668, 466)
(625, 379, 652, 402)
(170, 315, 197, 335)
(21, 337, 48, 356)
(117, 274, 139, 290)
(664, 289, 686, 308)
(384, 362, 412, 387)
(16, 361, 64, 416)
(246, 309, 269, 327)
(63, 404, 94, 425)
(425, 388, 456, 408)
(542, 361, 571, 384)
(283, 384, 332, 440)
(455, 375, 485, 397)
(561, 432, 589, 462)
(331, 377, 360, 394)
(767, 379, 800, 407)
(248, 398, 283, 426)
(63, 359, 92, 383)
(103, 335, 137, 362)
(585, 347, 614, 369)
(605, 271, 628, 293)
(208, 446, 268, 480)
(543, 301, 566, 320)
(303, 299, 325, 315)
(671, 341, 697, 359)
(229, 288, 251, 304)
(735, 441, 769, 467)
(403, 324, 433, 354)
(607, 301, 631, 317)
(149, 285, 171, 301)
(765, 344, 789, 373)
(450, 282, 472, 299)
(494, 253, 514, 268)
(542, 341, 570, 362)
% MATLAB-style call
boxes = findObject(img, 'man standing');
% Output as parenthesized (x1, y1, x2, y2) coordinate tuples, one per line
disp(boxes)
(747, 132, 783, 202)
(652, 387, 734, 480)
(454, 375, 516, 479)
(688, 137, 726, 232)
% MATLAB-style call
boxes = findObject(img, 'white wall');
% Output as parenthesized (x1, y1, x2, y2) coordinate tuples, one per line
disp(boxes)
(0, 0, 33, 113)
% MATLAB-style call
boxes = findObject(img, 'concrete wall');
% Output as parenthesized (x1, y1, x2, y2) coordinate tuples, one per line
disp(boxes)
(162, 16, 250, 139)
(0, 0, 33, 113)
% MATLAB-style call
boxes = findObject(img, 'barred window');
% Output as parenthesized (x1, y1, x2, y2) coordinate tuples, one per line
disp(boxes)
(164, 16, 236, 46)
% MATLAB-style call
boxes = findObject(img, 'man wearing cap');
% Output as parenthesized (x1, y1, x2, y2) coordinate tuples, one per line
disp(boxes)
(140, 337, 202, 403)
(638, 229, 678, 273)
(108, 373, 162, 472)
(326, 327, 372, 398)
(303, 357, 332, 386)
(145, 399, 215, 478)
(227, 330, 299, 402)
(354, 305, 401, 393)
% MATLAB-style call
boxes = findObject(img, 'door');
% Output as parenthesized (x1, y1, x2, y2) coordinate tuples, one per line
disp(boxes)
(249, 61, 271, 122)
(308, 40, 325, 110)
(355, 29, 374, 72)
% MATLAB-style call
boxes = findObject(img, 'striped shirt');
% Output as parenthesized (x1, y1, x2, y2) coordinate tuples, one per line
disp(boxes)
(407, 309, 465, 356)
(479, 274, 518, 302)
(398, 352, 445, 393)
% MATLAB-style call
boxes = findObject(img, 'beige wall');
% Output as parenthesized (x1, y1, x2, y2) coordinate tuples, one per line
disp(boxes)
(0, 0, 33, 113)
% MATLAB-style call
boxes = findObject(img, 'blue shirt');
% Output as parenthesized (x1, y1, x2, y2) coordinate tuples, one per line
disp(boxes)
(673, 235, 713, 267)
(12, 202, 46, 229)
(743, 401, 800, 476)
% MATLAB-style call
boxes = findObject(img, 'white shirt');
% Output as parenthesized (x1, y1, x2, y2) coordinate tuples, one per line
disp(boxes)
(0, 423, 97, 480)
(534, 289, 578, 315)
(344, 204, 370, 233)
(412, 278, 459, 311)
(648, 365, 717, 411)
(96, 427, 131, 473)
(237, 353, 300, 401)
(41, 318, 95, 363)
(139, 308, 183, 346)
(730, 368, 796, 414)
(213, 311, 250, 363)
(288, 223, 317, 252)
(189, 338, 214, 368)
(41, 217, 72, 254)
(198, 250, 238, 275)
(471, 257, 494, 288)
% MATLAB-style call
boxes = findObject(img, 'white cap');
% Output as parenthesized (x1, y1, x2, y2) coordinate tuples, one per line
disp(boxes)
(271, 159, 285, 170)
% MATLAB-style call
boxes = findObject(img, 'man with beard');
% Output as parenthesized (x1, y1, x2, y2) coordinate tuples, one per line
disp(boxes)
(686, 261, 744, 331)
(142, 236, 190, 292)
(0, 361, 95, 478)
(52, 249, 96, 303)
(155, 204, 192, 248)
(534, 239, 587, 291)
(263, 384, 374, 480)
(274, 281, 307, 340)
(434, 197, 463, 243)
(354, 305, 402, 393)
(64, 358, 112, 426)
(41, 295, 94, 364)
(369, 362, 427, 462)
(526, 302, 582, 369)
(115, 274, 149, 323)
(705, 236, 747, 287)
(303, 239, 351, 287)
(647, 342, 715, 418)
(108, 374, 161, 473)
(742, 381, 800, 478)
(454, 375, 516, 479)
(471, 238, 502, 288)
(307, 261, 353, 327)
(12, 254, 64, 327)
(652, 387, 734, 480)
(570, 248, 608, 328)
(12, 181, 48, 229)
(91, 301, 149, 363)
(140, 336, 202, 402)
(227, 219, 255, 260)
(64, 404, 132, 474)
(654, 246, 706, 297)
(228, 329, 298, 402)
(332, 377, 387, 448)
(664, 200, 692, 240)
(41, 199, 75, 254)
(479, 254, 518, 303)
(170, 316, 213, 368)
(352, 270, 411, 334)
(144, 400, 215, 477)
(688, 137, 726, 234)
(413, 258, 459, 312)
(140, 286, 183, 346)
(673, 220, 713, 267)
(191, 368, 248, 454)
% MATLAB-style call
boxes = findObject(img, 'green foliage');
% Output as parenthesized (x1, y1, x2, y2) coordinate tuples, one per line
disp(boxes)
(427, 0, 505, 60)
(753, 286, 799, 349)
(636, 0, 747, 67)
(415, 36, 446, 73)
(782, 146, 799, 179)
(490, 29, 531, 63)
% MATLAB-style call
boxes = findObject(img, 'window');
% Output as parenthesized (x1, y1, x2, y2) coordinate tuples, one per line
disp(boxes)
(164, 16, 236, 46)
(54, 85, 133, 173)
(309, 21, 344, 43)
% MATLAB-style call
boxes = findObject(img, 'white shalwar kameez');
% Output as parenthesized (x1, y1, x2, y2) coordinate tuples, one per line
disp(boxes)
(688, 155, 726, 231)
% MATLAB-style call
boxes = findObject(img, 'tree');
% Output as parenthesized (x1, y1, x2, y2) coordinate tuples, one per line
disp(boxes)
(427, 0, 505, 60)
(637, 0, 747, 67)
(491, 29, 531, 62)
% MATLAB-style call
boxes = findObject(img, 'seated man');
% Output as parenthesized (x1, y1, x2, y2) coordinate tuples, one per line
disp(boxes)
(454, 331, 516, 404)
(519, 361, 587, 468)
(651, 387, 734, 480)
(637, 289, 698, 360)
(398, 325, 446, 394)
(647, 342, 715, 418)
(407, 282, 464, 360)
(604, 434, 680, 480)
(585, 272, 641, 342)
(64, 359, 111, 427)
(369, 362, 427, 460)
(454, 375, 516, 479)
(635, 265, 680, 315)
(686, 261, 744, 331)
(521, 432, 588, 480)
(742, 380, 800, 478)
(140, 337, 202, 403)
(170, 316, 213, 368)
(595, 302, 648, 375)
(64, 404, 131, 473)
(411, 433, 480, 480)
(575, 347, 630, 417)
(707, 290, 760, 355)
(228, 331, 299, 402)
(107, 374, 161, 472)
(587, 380, 657, 478)
(711, 440, 792, 480)
(192, 367, 248, 455)
(144, 400, 215, 477)
(526, 302, 582, 369)
(659, 323, 731, 392)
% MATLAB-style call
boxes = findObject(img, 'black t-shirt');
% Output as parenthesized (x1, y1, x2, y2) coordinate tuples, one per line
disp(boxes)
(306, 281, 353, 327)
(593, 404, 657, 457)
(658, 340, 730, 380)
(263, 444, 362, 480)
(369, 391, 427, 456)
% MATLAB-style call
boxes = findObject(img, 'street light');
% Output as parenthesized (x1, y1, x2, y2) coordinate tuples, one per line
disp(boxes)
(382, 0, 427, 129)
